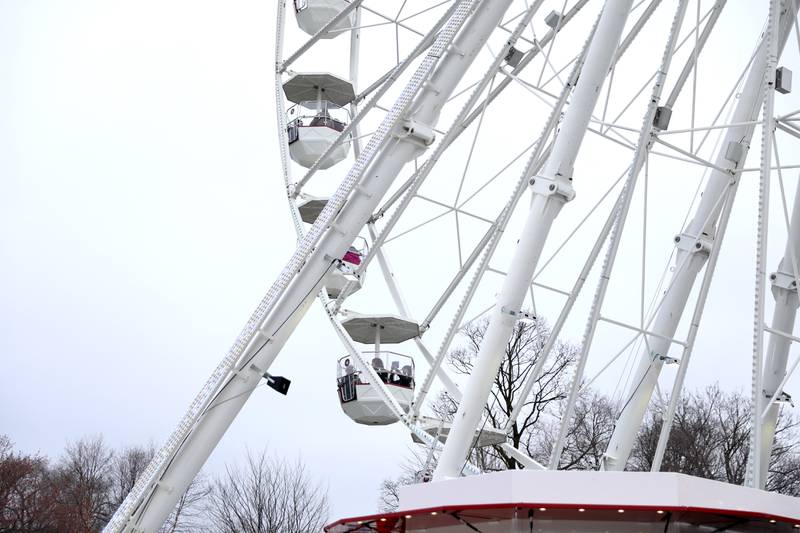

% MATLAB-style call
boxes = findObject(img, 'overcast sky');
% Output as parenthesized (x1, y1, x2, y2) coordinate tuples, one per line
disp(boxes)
(2, 0, 799, 526)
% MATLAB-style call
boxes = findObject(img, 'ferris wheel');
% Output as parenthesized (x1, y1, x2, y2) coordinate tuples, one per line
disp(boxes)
(105, 1, 800, 531)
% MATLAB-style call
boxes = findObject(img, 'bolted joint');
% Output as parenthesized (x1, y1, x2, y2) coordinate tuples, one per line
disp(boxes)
(673, 232, 712, 255)
(770, 391, 794, 407)
(500, 306, 535, 321)
(658, 354, 680, 365)
(397, 119, 436, 147)
(529, 176, 576, 202)
(769, 270, 798, 292)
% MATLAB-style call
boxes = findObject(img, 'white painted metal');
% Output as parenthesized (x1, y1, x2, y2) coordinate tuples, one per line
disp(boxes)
(294, 0, 357, 39)
(647, 2, 732, 473)
(324, 261, 364, 299)
(104, 0, 513, 529)
(281, 0, 364, 73)
(340, 383, 414, 425)
(602, 0, 800, 472)
(494, 0, 670, 440)
(325, 1, 560, 418)
(433, 0, 634, 481)
(549, 0, 689, 470)
(103, 2, 800, 530)
(289, 126, 351, 168)
(750, 0, 783, 489)
(650, 184, 737, 473)
(399, 470, 800, 523)
(366, 223, 464, 401)
(757, 181, 800, 487)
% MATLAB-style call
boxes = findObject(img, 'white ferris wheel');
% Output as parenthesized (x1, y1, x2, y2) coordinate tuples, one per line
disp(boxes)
(106, 0, 800, 531)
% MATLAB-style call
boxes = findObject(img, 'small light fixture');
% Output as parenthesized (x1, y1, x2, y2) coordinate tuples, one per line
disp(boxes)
(578, 508, 585, 512)
(656, 510, 665, 515)
(430, 512, 437, 516)
(538, 507, 546, 511)
(405, 515, 412, 519)
(263, 372, 291, 395)
(617, 509, 625, 513)
(380, 518, 387, 522)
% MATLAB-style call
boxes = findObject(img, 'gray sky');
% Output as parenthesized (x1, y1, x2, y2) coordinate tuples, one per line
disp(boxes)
(2, 0, 799, 525)
(0, 0, 414, 520)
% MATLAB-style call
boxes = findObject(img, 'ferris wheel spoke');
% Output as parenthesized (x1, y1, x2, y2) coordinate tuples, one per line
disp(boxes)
(777, 119, 800, 140)
(542, 0, 693, 470)
(415, 194, 495, 225)
(360, 5, 428, 37)
(398, 0, 454, 25)
(651, 137, 733, 174)
(533, 166, 628, 280)
(333, 1, 551, 315)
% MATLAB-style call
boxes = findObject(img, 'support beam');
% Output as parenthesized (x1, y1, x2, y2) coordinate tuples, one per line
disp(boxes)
(433, 0, 634, 481)
(105, 1, 514, 530)
(602, 0, 800, 472)
(755, 182, 800, 487)
(550, 0, 689, 470)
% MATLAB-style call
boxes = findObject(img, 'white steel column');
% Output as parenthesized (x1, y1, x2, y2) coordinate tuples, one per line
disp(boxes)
(550, 0, 689, 470)
(749, 0, 781, 489)
(433, 0, 634, 481)
(602, 0, 799, 472)
(758, 182, 800, 487)
(107, 1, 516, 530)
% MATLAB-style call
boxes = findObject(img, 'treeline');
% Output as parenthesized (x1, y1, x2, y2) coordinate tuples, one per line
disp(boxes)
(380, 318, 800, 510)
(0, 436, 328, 533)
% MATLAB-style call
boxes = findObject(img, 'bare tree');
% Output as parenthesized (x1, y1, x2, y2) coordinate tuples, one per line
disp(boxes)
(108, 444, 155, 508)
(378, 451, 429, 512)
(379, 319, 800, 508)
(631, 385, 800, 495)
(379, 318, 577, 508)
(53, 435, 114, 532)
(532, 390, 617, 470)
(430, 317, 576, 471)
(106, 444, 209, 533)
(0, 436, 60, 533)
(1, 435, 210, 533)
(206, 448, 328, 533)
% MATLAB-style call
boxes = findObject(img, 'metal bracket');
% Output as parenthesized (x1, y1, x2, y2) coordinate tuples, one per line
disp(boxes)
(769, 270, 798, 292)
(500, 306, 535, 321)
(529, 175, 576, 202)
(659, 354, 680, 365)
(766, 390, 794, 407)
(398, 118, 436, 147)
(673, 232, 712, 255)
(776, 391, 794, 407)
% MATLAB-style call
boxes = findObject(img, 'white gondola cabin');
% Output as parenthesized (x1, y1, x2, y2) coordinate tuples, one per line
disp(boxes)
(283, 73, 354, 169)
(296, 195, 329, 224)
(325, 237, 367, 300)
(337, 352, 414, 426)
(293, 0, 355, 39)
(337, 314, 420, 425)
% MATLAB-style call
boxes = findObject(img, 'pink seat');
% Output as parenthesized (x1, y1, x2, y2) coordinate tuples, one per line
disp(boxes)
(342, 250, 362, 265)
